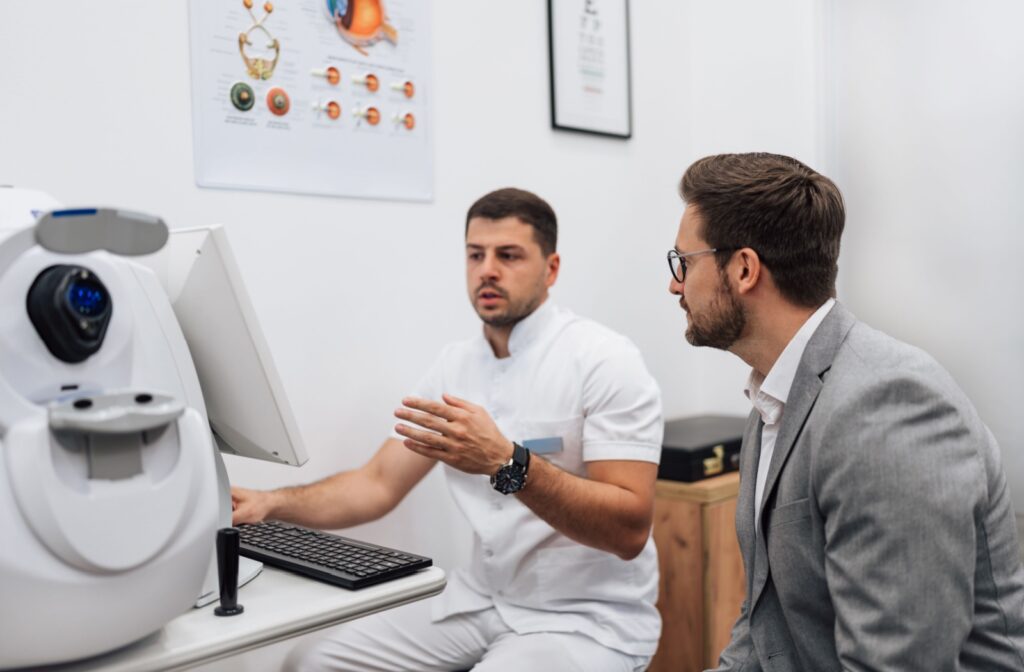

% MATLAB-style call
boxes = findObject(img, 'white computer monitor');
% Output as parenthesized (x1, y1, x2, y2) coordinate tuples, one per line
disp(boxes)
(155, 224, 307, 466)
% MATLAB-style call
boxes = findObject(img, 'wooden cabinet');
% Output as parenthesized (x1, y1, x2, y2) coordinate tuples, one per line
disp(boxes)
(648, 473, 745, 672)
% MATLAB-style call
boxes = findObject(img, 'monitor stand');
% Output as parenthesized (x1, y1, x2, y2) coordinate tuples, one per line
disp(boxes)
(193, 439, 264, 608)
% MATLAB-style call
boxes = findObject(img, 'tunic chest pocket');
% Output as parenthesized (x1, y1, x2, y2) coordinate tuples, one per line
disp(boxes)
(516, 416, 584, 475)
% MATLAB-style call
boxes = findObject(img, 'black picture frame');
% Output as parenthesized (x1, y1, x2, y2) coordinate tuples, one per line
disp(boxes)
(548, 0, 633, 139)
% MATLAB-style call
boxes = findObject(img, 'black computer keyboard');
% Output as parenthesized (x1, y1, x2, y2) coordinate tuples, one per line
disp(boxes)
(237, 521, 432, 589)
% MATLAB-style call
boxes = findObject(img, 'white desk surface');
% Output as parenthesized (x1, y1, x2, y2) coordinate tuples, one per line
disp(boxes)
(43, 566, 447, 672)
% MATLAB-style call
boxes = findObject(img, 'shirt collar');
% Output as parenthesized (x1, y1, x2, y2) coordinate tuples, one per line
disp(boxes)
(481, 298, 557, 358)
(744, 298, 836, 424)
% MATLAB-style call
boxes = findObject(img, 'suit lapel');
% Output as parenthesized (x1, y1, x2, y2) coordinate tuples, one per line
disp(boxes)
(735, 411, 763, 598)
(748, 302, 857, 610)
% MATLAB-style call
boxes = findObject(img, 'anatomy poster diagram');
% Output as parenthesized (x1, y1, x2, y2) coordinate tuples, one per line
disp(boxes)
(190, 0, 432, 201)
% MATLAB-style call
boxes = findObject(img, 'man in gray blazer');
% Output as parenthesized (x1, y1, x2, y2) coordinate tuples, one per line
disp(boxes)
(669, 152, 1024, 671)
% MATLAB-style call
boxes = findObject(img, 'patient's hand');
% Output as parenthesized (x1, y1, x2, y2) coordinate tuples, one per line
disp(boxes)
(231, 486, 274, 525)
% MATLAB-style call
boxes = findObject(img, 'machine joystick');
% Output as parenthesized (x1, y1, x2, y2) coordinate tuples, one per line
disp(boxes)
(214, 528, 245, 616)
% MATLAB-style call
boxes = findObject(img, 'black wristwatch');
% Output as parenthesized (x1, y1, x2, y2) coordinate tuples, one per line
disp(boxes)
(490, 442, 530, 495)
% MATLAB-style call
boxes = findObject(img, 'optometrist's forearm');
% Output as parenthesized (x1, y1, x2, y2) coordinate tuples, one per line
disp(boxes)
(232, 438, 435, 529)
(515, 457, 657, 560)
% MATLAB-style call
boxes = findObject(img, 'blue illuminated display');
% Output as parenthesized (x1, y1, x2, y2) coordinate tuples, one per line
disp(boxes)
(66, 280, 107, 317)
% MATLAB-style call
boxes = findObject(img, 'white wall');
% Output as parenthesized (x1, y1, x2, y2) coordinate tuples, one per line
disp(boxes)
(825, 0, 1024, 512)
(1, 0, 821, 585)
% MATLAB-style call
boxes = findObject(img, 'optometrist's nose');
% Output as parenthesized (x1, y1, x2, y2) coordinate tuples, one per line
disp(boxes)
(479, 252, 501, 280)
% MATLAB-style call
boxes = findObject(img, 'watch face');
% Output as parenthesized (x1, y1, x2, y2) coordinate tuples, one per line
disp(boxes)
(493, 464, 526, 494)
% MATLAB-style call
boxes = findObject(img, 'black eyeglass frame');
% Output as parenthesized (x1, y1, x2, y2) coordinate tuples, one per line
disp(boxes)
(666, 247, 740, 283)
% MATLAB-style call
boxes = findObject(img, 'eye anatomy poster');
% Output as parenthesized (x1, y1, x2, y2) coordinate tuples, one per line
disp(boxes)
(190, 0, 432, 201)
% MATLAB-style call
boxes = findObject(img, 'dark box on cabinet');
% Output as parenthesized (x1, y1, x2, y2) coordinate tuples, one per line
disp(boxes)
(657, 415, 747, 482)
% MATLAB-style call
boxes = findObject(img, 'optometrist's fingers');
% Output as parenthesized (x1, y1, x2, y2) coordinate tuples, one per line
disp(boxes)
(401, 396, 461, 421)
(394, 407, 451, 434)
(440, 393, 479, 411)
(394, 423, 453, 451)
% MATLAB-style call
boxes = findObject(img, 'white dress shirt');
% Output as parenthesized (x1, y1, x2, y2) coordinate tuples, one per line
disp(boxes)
(745, 298, 835, 534)
(401, 300, 664, 657)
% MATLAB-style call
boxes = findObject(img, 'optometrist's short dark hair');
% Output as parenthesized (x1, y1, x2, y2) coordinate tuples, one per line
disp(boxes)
(466, 188, 557, 256)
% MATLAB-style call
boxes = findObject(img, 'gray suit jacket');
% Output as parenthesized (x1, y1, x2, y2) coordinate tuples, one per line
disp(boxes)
(710, 303, 1024, 672)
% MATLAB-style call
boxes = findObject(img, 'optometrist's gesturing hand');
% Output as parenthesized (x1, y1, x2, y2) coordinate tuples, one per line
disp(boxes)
(394, 392, 657, 561)
(394, 394, 514, 475)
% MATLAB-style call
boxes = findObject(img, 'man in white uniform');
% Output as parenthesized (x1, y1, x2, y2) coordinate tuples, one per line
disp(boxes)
(232, 188, 664, 671)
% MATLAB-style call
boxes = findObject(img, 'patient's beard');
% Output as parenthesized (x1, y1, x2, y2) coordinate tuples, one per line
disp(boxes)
(685, 276, 746, 350)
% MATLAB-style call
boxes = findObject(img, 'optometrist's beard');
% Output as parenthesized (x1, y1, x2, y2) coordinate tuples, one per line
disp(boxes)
(472, 280, 545, 329)
(684, 274, 746, 350)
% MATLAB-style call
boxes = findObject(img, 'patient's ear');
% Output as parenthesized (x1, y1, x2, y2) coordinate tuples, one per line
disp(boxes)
(732, 248, 762, 295)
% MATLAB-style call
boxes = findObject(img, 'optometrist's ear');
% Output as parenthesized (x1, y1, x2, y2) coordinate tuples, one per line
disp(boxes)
(544, 252, 560, 287)
(733, 248, 762, 296)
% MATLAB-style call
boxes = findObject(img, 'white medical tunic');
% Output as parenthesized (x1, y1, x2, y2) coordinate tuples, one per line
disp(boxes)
(405, 300, 664, 657)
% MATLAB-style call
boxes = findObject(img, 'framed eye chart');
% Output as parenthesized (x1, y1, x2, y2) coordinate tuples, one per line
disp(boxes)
(547, 0, 632, 139)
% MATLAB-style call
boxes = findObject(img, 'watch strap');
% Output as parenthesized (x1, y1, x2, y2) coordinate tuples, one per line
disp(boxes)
(512, 441, 529, 472)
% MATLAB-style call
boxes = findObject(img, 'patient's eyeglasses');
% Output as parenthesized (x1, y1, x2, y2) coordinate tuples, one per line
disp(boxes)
(667, 248, 736, 283)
